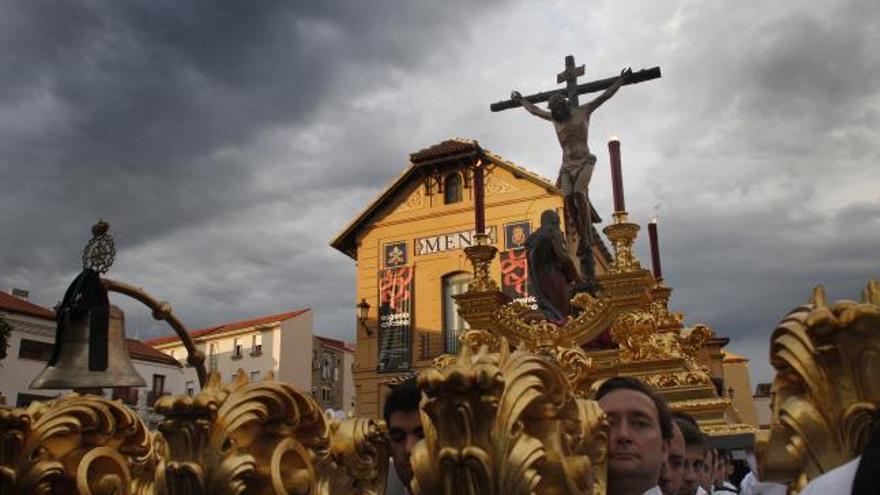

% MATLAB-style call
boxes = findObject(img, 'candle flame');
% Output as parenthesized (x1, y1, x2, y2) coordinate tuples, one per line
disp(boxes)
(650, 216, 659, 224)
(609, 135, 620, 142)
(475, 158, 483, 167)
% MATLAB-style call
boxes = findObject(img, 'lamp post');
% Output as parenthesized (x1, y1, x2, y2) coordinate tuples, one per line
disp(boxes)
(357, 298, 372, 336)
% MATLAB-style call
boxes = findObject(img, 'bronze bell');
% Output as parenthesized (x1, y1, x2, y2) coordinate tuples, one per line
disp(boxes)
(31, 304, 146, 390)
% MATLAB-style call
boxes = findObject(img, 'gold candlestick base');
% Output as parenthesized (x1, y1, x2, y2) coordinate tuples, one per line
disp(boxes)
(603, 211, 642, 274)
(463, 233, 498, 292)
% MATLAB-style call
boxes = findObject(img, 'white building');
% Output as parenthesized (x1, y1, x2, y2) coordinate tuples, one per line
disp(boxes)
(147, 309, 315, 395)
(147, 308, 356, 415)
(0, 290, 183, 417)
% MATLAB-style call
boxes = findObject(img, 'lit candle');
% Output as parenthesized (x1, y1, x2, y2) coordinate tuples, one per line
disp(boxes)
(473, 158, 485, 234)
(608, 138, 625, 212)
(648, 218, 662, 280)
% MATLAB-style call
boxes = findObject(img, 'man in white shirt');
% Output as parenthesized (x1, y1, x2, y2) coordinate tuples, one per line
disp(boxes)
(597, 377, 673, 495)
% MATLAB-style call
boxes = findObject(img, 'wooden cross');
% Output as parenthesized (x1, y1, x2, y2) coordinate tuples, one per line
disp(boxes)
(557, 55, 586, 106)
(490, 55, 661, 112)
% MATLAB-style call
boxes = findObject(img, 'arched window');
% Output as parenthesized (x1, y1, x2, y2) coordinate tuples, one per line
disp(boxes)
(442, 272, 471, 353)
(444, 173, 463, 204)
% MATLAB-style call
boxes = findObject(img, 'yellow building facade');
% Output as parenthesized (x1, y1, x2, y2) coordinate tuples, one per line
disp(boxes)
(333, 138, 758, 424)
(332, 139, 612, 418)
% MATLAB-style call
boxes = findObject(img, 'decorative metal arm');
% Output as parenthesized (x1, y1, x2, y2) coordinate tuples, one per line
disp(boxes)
(102, 278, 207, 387)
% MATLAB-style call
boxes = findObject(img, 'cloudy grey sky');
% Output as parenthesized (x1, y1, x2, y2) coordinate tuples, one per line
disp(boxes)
(2, 0, 878, 386)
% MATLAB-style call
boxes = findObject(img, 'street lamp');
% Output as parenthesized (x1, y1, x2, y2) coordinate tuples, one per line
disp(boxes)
(356, 298, 372, 336)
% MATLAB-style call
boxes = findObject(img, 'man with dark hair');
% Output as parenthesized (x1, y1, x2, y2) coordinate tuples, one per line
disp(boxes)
(699, 449, 715, 494)
(713, 450, 738, 493)
(596, 376, 673, 495)
(674, 415, 705, 495)
(660, 421, 686, 495)
(383, 378, 423, 494)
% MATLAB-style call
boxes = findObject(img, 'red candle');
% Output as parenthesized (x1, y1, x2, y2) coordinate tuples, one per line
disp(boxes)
(608, 138, 625, 212)
(648, 219, 662, 279)
(473, 158, 485, 234)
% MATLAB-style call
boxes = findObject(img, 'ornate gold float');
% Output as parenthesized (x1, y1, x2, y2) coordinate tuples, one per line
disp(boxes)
(2, 211, 874, 493)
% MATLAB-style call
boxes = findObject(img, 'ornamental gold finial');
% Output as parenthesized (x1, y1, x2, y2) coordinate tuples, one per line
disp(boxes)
(863, 280, 879, 305)
(82, 218, 116, 273)
(809, 284, 827, 308)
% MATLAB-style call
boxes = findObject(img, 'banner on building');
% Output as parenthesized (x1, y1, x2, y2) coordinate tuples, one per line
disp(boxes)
(414, 226, 498, 256)
(377, 266, 414, 372)
(499, 249, 537, 309)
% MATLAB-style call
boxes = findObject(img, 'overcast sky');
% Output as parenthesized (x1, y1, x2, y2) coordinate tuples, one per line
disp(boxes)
(2, 0, 878, 386)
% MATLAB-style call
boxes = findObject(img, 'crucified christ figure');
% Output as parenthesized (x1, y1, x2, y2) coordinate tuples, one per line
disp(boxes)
(512, 67, 631, 287)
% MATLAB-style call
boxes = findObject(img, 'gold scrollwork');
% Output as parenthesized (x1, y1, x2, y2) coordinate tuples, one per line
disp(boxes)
(154, 370, 388, 495)
(757, 281, 880, 491)
(411, 339, 607, 495)
(0, 394, 157, 495)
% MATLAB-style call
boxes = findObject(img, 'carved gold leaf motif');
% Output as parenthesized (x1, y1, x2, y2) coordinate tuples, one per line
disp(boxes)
(757, 281, 880, 491)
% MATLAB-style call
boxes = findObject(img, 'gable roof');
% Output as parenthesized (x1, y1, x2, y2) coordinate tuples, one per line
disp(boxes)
(316, 335, 354, 353)
(145, 308, 310, 347)
(329, 138, 610, 262)
(0, 292, 55, 320)
(126, 339, 182, 367)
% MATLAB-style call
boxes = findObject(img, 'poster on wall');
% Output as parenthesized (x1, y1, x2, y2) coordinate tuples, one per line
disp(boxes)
(499, 249, 538, 309)
(377, 265, 414, 372)
(504, 221, 531, 250)
(383, 241, 407, 268)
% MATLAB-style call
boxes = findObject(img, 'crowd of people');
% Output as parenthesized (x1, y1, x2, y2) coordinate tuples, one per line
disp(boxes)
(381, 376, 866, 495)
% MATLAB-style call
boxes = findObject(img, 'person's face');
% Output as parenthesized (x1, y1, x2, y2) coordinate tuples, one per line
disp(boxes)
(679, 445, 704, 495)
(388, 410, 424, 489)
(700, 450, 713, 490)
(725, 458, 735, 479)
(549, 96, 571, 122)
(659, 423, 685, 495)
(713, 454, 726, 487)
(599, 389, 668, 487)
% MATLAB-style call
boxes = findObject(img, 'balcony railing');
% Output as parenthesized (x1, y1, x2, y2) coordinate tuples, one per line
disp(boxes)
(419, 332, 445, 361)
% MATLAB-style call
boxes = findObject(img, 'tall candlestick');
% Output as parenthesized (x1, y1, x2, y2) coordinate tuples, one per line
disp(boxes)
(648, 219, 662, 280)
(473, 158, 485, 234)
(608, 138, 625, 213)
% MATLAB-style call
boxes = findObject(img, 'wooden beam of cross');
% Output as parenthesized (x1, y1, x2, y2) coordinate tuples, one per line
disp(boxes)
(490, 55, 661, 112)
(557, 55, 586, 106)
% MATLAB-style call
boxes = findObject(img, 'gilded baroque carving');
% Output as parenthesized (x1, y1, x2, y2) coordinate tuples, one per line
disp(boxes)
(0, 393, 158, 495)
(757, 282, 880, 491)
(0, 372, 389, 495)
(610, 311, 711, 373)
(154, 370, 388, 495)
(411, 340, 608, 495)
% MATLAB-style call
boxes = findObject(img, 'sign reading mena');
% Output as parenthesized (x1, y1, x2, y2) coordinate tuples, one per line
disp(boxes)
(414, 226, 498, 256)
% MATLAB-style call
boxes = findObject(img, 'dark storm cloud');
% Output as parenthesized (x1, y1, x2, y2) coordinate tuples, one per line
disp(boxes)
(596, 0, 880, 382)
(0, 0, 508, 318)
(1, 0, 877, 390)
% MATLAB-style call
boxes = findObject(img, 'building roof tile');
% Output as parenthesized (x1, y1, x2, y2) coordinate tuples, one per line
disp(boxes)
(316, 335, 354, 353)
(0, 291, 55, 320)
(126, 339, 182, 367)
(145, 308, 310, 347)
